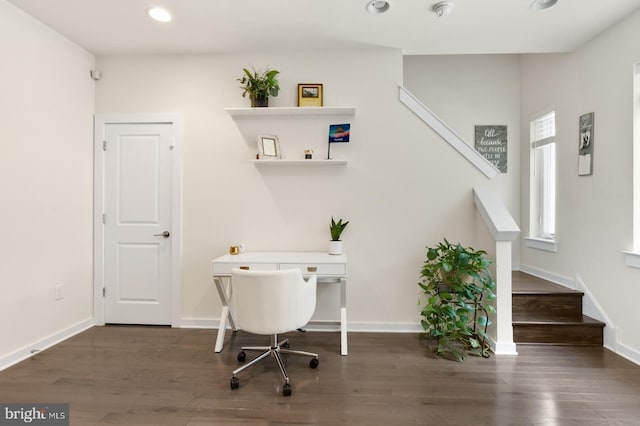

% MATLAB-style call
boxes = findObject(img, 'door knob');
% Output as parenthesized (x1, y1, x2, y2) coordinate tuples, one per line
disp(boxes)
(153, 231, 171, 238)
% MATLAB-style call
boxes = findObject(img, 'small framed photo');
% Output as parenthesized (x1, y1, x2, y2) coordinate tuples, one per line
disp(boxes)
(257, 134, 280, 159)
(298, 84, 323, 107)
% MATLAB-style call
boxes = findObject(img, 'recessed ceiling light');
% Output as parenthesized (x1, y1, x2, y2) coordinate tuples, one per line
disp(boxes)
(147, 7, 172, 23)
(366, 0, 390, 14)
(530, 0, 558, 11)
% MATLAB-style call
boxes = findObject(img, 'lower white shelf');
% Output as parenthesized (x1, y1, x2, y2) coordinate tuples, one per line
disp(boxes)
(250, 159, 348, 166)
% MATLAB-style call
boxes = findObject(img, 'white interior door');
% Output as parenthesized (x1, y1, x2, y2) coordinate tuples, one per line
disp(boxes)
(103, 122, 173, 324)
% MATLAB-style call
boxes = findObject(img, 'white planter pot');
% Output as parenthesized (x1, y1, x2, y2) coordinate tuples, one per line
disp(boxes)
(328, 240, 343, 255)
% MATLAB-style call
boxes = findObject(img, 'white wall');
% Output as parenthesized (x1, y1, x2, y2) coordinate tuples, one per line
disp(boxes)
(403, 54, 522, 266)
(95, 49, 502, 330)
(0, 0, 95, 362)
(520, 10, 640, 357)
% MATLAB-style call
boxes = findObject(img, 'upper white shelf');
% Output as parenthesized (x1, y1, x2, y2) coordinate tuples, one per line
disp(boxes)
(225, 106, 356, 117)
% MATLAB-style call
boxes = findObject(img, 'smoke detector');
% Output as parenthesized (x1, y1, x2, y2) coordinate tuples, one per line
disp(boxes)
(432, 2, 453, 18)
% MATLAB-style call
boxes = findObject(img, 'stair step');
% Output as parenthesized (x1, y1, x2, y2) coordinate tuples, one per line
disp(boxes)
(513, 293, 583, 319)
(511, 272, 604, 346)
(513, 315, 605, 345)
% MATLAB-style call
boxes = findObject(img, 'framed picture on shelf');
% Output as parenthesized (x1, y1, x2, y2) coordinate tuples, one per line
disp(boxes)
(257, 134, 280, 159)
(297, 84, 323, 107)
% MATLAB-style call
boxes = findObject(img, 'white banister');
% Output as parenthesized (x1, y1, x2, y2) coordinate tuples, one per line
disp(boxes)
(399, 86, 499, 179)
(473, 186, 520, 355)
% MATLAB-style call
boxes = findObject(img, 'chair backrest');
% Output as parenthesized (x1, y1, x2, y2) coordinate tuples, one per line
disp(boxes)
(230, 268, 317, 335)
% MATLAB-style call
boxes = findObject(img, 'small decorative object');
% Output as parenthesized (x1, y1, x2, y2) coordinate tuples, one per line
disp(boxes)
(329, 216, 349, 255)
(578, 112, 594, 176)
(474, 125, 507, 173)
(304, 149, 313, 159)
(297, 83, 323, 107)
(418, 239, 496, 361)
(237, 67, 280, 107)
(229, 245, 240, 255)
(257, 135, 280, 159)
(327, 123, 350, 159)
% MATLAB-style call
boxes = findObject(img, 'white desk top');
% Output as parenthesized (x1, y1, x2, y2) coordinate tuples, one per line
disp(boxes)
(211, 251, 347, 264)
(210, 251, 348, 277)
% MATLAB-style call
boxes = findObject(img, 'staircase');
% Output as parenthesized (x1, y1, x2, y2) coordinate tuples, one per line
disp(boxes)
(512, 271, 604, 345)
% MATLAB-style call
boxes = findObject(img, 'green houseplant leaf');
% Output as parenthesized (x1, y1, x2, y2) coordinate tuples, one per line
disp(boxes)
(237, 67, 280, 106)
(417, 238, 496, 361)
(330, 217, 349, 241)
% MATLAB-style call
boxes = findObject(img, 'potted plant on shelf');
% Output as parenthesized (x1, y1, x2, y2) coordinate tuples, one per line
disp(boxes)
(418, 238, 496, 361)
(329, 217, 349, 255)
(237, 67, 280, 107)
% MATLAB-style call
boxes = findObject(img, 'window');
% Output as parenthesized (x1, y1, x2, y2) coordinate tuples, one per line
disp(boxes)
(625, 64, 640, 267)
(527, 110, 557, 251)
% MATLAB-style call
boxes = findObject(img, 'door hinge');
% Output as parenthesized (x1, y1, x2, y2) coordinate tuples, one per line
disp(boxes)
(103, 140, 106, 151)
(102, 213, 106, 224)
(102, 287, 106, 297)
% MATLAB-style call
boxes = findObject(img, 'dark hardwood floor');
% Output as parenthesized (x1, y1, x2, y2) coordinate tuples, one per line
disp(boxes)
(2, 325, 640, 425)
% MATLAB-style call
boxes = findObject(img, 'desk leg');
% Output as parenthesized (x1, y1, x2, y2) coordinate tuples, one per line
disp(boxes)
(340, 277, 348, 356)
(213, 276, 236, 353)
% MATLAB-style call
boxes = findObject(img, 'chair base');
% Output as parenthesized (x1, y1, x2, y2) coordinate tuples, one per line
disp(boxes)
(230, 334, 319, 396)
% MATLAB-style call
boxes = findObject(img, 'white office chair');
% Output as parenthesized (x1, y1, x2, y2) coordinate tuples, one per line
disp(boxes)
(229, 268, 319, 396)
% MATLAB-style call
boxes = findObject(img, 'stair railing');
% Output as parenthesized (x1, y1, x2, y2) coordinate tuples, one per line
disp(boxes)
(398, 86, 499, 179)
(474, 186, 520, 355)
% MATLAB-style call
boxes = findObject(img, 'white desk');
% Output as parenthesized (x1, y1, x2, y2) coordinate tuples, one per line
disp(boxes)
(210, 251, 348, 355)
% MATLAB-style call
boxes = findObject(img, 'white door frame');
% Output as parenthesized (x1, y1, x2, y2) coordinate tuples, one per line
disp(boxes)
(94, 113, 182, 326)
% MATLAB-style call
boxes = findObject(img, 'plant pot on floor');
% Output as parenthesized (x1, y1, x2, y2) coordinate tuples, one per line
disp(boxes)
(328, 240, 343, 255)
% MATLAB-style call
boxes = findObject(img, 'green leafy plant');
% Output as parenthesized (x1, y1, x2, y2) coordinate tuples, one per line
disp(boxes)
(237, 67, 280, 106)
(330, 217, 349, 241)
(418, 238, 496, 361)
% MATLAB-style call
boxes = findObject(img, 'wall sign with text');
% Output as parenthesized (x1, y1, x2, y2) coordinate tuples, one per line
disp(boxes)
(475, 125, 507, 173)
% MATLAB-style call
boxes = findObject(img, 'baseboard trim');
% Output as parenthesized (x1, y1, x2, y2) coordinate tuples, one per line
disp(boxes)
(492, 340, 519, 356)
(614, 341, 640, 366)
(0, 318, 94, 372)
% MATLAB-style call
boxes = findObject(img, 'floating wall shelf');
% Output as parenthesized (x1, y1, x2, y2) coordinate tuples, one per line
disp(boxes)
(225, 106, 356, 118)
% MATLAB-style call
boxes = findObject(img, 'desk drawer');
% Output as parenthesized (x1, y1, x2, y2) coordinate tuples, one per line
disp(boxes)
(211, 262, 278, 275)
(280, 263, 346, 277)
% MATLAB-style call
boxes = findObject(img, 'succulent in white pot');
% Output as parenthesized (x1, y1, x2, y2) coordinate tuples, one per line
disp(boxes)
(329, 217, 349, 255)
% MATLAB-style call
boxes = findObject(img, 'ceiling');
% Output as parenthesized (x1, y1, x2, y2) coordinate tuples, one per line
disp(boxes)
(7, 0, 640, 56)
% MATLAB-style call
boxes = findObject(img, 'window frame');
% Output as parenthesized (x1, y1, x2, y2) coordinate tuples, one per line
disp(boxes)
(624, 63, 640, 267)
(527, 110, 557, 252)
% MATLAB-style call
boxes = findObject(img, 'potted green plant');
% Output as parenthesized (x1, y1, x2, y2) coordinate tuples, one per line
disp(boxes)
(418, 238, 496, 361)
(237, 67, 280, 107)
(329, 217, 349, 255)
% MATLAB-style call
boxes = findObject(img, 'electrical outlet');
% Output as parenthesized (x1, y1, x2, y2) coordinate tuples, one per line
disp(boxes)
(54, 284, 63, 301)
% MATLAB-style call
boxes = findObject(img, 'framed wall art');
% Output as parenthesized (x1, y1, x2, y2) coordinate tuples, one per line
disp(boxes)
(297, 84, 323, 107)
(474, 125, 508, 173)
(578, 112, 594, 176)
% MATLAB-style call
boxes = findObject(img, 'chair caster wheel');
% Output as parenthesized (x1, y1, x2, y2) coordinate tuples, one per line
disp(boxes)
(309, 358, 319, 369)
(237, 351, 246, 362)
(230, 376, 239, 390)
(283, 383, 292, 396)
(282, 342, 290, 349)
